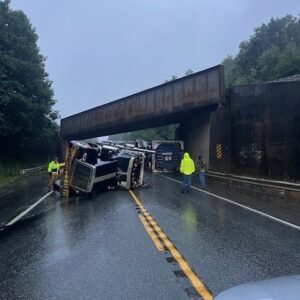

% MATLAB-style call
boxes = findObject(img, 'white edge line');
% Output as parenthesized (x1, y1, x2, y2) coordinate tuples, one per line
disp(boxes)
(6, 191, 53, 226)
(162, 175, 300, 231)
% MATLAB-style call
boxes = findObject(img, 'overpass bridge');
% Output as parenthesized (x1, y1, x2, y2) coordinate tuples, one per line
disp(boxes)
(60, 65, 225, 139)
(60, 65, 226, 167)
(60, 66, 300, 180)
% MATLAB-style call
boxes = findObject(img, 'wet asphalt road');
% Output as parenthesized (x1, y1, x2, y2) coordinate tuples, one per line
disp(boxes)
(0, 173, 300, 299)
(0, 174, 49, 227)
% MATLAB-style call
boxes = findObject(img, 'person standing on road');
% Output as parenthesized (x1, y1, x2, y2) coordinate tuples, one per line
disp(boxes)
(48, 156, 60, 191)
(146, 144, 153, 171)
(180, 152, 195, 193)
(197, 154, 206, 189)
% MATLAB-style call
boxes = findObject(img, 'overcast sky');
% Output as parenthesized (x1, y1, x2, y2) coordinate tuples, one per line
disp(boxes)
(11, 0, 300, 119)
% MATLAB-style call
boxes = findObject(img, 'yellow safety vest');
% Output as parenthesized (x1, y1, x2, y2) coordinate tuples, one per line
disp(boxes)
(180, 153, 195, 175)
(48, 161, 60, 174)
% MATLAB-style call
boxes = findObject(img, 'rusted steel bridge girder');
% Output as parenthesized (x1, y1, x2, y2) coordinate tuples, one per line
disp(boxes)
(60, 65, 225, 140)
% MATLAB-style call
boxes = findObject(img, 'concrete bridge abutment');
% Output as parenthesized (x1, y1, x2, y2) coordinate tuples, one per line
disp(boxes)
(177, 110, 211, 168)
(178, 107, 231, 172)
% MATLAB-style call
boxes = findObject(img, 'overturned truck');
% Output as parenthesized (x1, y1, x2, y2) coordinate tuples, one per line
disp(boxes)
(59, 141, 154, 196)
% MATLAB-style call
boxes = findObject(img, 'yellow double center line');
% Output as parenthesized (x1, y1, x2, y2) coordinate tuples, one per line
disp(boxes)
(129, 190, 213, 300)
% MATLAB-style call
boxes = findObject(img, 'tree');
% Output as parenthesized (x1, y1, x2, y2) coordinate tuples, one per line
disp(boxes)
(164, 75, 178, 83)
(0, 1, 58, 159)
(222, 55, 237, 86)
(109, 124, 178, 142)
(222, 15, 300, 86)
(185, 69, 193, 76)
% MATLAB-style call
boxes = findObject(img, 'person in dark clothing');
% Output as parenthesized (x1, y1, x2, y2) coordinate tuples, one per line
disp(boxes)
(197, 154, 206, 189)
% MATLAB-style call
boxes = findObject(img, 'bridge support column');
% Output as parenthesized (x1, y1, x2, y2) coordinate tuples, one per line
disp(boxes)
(178, 111, 211, 168)
(178, 108, 231, 172)
(209, 108, 231, 172)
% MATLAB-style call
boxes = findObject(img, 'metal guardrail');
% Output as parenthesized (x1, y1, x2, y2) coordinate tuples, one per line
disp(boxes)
(20, 163, 65, 175)
(20, 166, 47, 175)
(207, 171, 300, 192)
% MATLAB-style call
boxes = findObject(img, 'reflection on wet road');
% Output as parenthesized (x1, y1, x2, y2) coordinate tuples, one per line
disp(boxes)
(0, 174, 49, 227)
(0, 173, 299, 299)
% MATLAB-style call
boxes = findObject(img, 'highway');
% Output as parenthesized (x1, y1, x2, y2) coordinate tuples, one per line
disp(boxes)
(0, 173, 299, 299)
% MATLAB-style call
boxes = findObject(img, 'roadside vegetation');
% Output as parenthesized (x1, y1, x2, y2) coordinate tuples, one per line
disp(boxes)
(0, 163, 18, 186)
(109, 124, 179, 142)
(110, 15, 300, 141)
(0, 156, 48, 187)
(222, 15, 300, 86)
(0, 0, 58, 185)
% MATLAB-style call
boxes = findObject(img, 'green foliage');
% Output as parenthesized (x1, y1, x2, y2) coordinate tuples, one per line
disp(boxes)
(185, 69, 193, 76)
(0, 1, 58, 159)
(0, 161, 18, 187)
(0, 174, 15, 186)
(222, 15, 300, 86)
(222, 55, 236, 87)
(0, 155, 48, 186)
(164, 75, 178, 83)
(109, 124, 179, 142)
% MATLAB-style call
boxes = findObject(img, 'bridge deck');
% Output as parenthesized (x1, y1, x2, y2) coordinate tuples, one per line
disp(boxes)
(61, 65, 225, 139)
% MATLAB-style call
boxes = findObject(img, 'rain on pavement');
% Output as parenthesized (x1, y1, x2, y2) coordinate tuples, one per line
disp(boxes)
(0, 173, 299, 299)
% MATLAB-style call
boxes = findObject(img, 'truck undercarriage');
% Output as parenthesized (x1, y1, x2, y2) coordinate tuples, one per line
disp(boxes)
(58, 141, 153, 196)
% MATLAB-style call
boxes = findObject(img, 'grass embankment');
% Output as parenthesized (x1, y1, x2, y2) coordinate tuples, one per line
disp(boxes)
(0, 164, 19, 187)
(0, 157, 48, 187)
(0, 174, 16, 186)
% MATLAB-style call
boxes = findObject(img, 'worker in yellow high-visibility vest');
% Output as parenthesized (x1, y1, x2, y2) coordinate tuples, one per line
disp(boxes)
(180, 152, 195, 193)
(48, 156, 60, 191)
